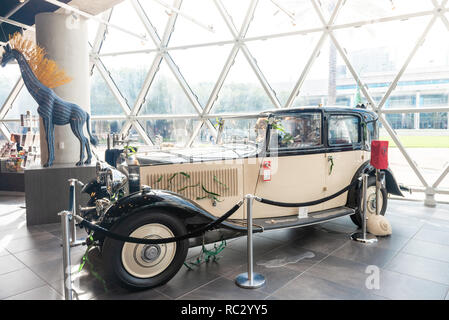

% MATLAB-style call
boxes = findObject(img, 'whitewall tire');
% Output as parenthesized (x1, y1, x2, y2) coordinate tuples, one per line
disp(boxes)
(350, 176, 387, 227)
(102, 211, 189, 289)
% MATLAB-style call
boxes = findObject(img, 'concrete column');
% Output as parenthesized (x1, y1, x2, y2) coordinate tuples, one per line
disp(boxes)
(35, 12, 90, 166)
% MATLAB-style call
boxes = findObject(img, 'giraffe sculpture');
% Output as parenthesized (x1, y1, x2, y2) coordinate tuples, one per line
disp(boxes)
(0, 33, 97, 167)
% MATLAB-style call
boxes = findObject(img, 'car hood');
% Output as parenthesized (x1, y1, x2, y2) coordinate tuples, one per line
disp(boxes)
(137, 143, 261, 166)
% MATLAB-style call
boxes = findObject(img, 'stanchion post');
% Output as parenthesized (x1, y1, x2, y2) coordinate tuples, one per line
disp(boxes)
(235, 194, 266, 289)
(68, 179, 84, 247)
(351, 174, 377, 244)
(362, 173, 368, 238)
(375, 169, 381, 216)
(59, 210, 73, 300)
(68, 179, 77, 245)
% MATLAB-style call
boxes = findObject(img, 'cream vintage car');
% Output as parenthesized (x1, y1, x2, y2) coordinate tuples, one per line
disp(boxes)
(80, 106, 403, 289)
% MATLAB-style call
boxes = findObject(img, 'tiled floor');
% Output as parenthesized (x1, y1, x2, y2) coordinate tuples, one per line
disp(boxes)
(1, 195, 449, 300)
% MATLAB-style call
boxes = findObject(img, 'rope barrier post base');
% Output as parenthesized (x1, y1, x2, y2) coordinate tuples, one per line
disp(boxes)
(59, 210, 73, 300)
(235, 194, 266, 289)
(351, 173, 377, 244)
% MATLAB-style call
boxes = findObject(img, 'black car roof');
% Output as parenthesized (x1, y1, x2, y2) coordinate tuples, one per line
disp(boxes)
(259, 106, 377, 120)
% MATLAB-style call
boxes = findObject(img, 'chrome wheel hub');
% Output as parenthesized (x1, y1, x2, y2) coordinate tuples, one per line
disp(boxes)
(141, 245, 161, 263)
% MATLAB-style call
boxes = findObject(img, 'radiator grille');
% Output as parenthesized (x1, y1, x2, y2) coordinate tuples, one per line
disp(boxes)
(145, 168, 239, 200)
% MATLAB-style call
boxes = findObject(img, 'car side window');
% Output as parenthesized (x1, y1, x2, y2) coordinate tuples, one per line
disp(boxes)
(269, 113, 322, 150)
(364, 121, 377, 150)
(328, 115, 360, 146)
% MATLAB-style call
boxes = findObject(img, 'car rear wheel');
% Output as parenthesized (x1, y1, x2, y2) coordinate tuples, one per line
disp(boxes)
(350, 176, 387, 227)
(102, 211, 189, 289)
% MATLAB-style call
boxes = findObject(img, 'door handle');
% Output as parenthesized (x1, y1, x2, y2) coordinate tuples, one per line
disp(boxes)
(328, 155, 334, 175)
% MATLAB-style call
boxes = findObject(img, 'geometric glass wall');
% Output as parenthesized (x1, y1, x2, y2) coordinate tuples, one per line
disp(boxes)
(1, 0, 449, 202)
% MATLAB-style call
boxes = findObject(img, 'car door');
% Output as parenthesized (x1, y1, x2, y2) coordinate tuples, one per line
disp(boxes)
(323, 112, 366, 210)
(245, 111, 328, 219)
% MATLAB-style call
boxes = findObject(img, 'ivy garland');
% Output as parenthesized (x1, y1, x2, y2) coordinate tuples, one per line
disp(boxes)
(78, 235, 108, 292)
(183, 240, 227, 270)
(154, 171, 229, 204)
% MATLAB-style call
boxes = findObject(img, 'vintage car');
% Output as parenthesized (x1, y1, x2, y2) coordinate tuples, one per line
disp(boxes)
(80, 106, 403, 289)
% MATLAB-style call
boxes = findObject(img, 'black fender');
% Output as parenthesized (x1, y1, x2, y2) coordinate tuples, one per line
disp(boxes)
(347, 161, 403, 209)
(382, 168, 404, 196)
(100, 189, 224, 231)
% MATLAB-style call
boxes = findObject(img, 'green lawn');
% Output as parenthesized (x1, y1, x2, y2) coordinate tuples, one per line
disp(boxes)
(379, 135, 449, 148)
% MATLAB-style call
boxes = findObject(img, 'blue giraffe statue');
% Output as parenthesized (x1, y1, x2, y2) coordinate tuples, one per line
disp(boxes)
(1, 33, 97, 167)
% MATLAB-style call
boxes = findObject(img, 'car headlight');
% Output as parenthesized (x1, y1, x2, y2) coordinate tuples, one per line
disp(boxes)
(96, 161, 110, 184)
(105, 167, 127, 195)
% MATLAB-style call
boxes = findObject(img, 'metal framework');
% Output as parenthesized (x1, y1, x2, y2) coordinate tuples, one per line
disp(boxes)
(1, 0, 449, 205)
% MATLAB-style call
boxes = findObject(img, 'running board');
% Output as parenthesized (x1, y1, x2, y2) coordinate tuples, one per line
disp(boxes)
(220, 206, 354, 232)
(254, 206, 354, 231)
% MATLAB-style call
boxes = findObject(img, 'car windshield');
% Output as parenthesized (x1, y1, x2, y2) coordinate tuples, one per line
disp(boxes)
(217, 117, 266, 145)
(137, 116, 268, 164)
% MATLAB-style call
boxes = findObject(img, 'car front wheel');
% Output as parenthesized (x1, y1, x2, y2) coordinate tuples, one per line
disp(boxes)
(350, 176, 387, 227)
(102, 211, 189, 289)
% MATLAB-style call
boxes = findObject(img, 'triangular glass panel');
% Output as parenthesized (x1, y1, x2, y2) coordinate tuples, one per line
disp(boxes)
(4, 122, 20, 136)
(315, 0, 339, 23)
(210, 50, 274, 114)
(99, 1, 155, 54)
(384, 109, 416, 130)
(191, 121, 217, 147)
(168, 44, 233, 107)
(138, 118, 198, 147)
(4, 120, 40, 136)
(384, 109, 448, 197)
(220, 0, 252, 33)
(246, 0, 322, 37)
(87, 18, 100, 45)
(168, 0, 234, 47)
(377, 131, 423, 197)
(378, 119, 449, 198)
(291, 37, 361, 108)
(6, 86, 38, 119)
(0, 64, 20, 109)
(401, 18, 449, 89)
(130, 123, 150, 146)
(435, 164, 449, 195)
(335, 0, 434, 25)
(332, 15, 431, 105)
(246, 32, 321, 106)
(0, 130, 7, 143)
(139, 60, 199, 115)
(90, 119, 126, 147)
(90, 67, 126, 116)
(101, 52, 156, 107)
(138, 0, 170, 41)
(378, 18, 449, 127)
